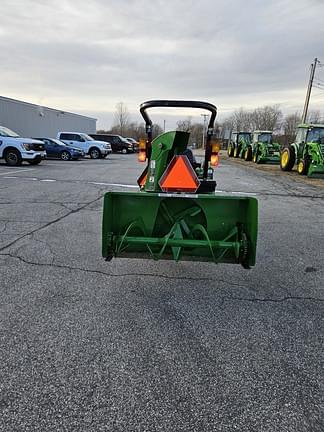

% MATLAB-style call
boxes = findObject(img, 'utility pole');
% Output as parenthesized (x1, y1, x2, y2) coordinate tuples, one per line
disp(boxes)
(302, 58, 318, 123)
(201, 114, 208, 149)
(163, 120, 166, 132)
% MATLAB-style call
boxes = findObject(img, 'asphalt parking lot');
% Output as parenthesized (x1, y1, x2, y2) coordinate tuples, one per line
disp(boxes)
(1, 153, 324, 431)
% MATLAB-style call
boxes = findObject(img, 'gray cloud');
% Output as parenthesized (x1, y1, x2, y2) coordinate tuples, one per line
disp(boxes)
(1, 0, 324, 128)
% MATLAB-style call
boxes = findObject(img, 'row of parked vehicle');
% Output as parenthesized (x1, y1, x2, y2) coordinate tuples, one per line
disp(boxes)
(0, 126, 139, 166)
(227, 130, 281, 164)
(227, 124, 324, 178)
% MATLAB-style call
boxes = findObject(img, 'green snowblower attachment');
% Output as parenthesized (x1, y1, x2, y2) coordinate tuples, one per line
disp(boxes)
(102, 192, 257, 267)
(102, 100, 258, 268)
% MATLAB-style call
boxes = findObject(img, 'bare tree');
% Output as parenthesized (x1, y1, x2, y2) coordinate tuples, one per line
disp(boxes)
(308, 109, 321, 123)
(281, 112, 300, 145)
(112, 102, 130, 135)
(283, 112, 300, 135)
(224, 105, 282, 132)
(104, 120, 163, 140)
(251, 105, 282, 131)
(152, 123, 164, 138)
(176, 117, 192, 132)
(227, 108, 253, 131)
(189, 123, 204, 147)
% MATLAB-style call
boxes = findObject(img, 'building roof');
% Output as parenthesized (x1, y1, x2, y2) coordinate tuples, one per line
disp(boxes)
(0, 95, 96, 121)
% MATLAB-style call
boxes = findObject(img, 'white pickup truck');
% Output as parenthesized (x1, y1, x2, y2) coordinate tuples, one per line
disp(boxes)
(57, 132, 112, 159)
(0, 126, 46, 166)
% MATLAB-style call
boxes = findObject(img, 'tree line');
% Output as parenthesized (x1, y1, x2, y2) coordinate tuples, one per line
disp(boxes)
(97, 102, 163, 140)
(221, 105, 322, 146)
(98, 102, 323, 147)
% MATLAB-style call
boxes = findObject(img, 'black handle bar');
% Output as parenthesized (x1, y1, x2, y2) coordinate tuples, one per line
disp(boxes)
(140, 100, 217, 130)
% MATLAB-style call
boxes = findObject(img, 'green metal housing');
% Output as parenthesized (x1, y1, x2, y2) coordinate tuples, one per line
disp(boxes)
(252, 131, 280, 164)
(102, 100, 258, 268)
(102, 192, 258, 267)
(143, 131, 189, 192)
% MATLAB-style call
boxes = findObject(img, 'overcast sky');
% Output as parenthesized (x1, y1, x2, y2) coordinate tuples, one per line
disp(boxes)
(1, 0, 324, 129)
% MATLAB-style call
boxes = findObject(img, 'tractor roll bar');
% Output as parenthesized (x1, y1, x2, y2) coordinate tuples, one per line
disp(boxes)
(140, 100, 217, 180)
(140, 100, 217, 129)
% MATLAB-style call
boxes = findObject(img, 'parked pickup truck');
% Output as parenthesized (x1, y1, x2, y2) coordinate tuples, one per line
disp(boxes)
(57, 132, 111, 159)
(0, 126, 46, 166)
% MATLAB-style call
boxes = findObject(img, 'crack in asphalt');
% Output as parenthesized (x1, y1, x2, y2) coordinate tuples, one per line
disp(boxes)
(0, 201, 92, 205)
(0, 193, 104, 253)
(0, 252, 220, 282)
(1, 253, 324, 304)
(0, 221, 8, 234)
(223, 295, 324, 304)
(237, 191, 323, 199)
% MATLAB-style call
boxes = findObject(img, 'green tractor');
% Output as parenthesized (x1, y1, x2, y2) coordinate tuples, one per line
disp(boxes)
(102, 100, 258, 268)
(281, 123, 324, 177)
(251, 131, 281, 164)
(227, 132, 252, 159)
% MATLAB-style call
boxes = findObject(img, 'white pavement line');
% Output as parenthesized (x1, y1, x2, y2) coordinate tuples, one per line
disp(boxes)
(109, 183, 138, 188)
(231, 191, 258, 196)
(215, 190, 258, 196)
(89, 182, 110, 186)
(3, 176, 17, 179)
(89, 182, 138, 188)
(0, 168, 35, 176)
(40, 179, 56, 182)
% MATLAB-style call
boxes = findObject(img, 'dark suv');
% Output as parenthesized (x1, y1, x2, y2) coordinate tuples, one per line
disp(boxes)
(90, 134, 135, 153)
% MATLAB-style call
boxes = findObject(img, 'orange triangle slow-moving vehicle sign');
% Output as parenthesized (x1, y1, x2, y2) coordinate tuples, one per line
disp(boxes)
(159, 155, 200, 193)
(137, 166, 148, 188)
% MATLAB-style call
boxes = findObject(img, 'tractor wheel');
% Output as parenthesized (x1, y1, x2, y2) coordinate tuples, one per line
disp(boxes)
(233, 146, 240, 158)
(244, 146, 253, 161)
(253, 152, 259, 163)
(227, 145, 234, 157)
(297, 158, 310, 175)
(280, 146, 295, 171)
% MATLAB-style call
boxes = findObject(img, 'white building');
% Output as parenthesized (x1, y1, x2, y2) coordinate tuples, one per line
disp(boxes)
(0, 96, 96, 138)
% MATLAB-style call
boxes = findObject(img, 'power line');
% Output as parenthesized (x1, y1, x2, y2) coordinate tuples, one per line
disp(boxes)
(312, 93, 324, 98)
(312, 86, 324, 95)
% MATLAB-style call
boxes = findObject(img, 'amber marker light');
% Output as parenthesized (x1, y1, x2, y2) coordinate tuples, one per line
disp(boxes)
(210, 142, 221, 167)
(138, 138, 147, 162)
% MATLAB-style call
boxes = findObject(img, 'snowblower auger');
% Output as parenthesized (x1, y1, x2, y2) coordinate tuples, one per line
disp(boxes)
(102, 100, 258, 268)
